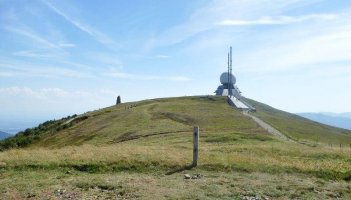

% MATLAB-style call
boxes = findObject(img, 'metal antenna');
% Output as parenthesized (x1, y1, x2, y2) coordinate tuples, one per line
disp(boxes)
(227, 51, 230, 96)
(229, 46, 233, 96)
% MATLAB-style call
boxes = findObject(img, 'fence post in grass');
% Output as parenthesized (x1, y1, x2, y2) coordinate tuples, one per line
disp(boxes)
(192, 126, 200, 167)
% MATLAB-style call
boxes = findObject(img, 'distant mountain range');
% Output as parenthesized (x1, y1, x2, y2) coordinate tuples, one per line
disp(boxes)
(0, 131, 12, 140)
(297, 112, 351, 130)
(0, 119, 41, 135)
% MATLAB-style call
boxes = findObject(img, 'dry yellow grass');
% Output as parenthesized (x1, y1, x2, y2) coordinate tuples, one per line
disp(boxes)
(0, 130, 350, 199)
(1, 132, 350, 180)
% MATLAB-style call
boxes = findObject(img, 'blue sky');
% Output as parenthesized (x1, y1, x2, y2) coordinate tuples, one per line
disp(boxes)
(1, 0, 351, 126)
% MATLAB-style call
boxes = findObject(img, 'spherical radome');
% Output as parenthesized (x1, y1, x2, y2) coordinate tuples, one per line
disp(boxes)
(220, 72, 236, 84)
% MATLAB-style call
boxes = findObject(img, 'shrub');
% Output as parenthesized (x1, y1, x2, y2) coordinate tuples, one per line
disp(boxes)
(0, 114, 79, 151)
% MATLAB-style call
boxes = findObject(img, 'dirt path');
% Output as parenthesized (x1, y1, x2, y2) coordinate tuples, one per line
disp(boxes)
(112, 130, 189, 143)
(242, 110, 290, 141)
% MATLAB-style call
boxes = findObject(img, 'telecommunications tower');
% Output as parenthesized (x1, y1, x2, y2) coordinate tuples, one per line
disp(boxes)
(215, 46, 255, 111)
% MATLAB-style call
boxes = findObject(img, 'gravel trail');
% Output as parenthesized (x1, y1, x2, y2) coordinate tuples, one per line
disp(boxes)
(242, 110, 290, 141)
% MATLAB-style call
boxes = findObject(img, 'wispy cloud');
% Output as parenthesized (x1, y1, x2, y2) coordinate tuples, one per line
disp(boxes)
(42, 0, 117, 47)
(5, 26, 58, 49)
(218, 14, 337, 26)
(0, 72, 14, 77)
(12, 50, 65, 58)
(0, 87, 118, 100)
(92, 53, 123, 69)
(0, 67, 92, 78)
(0, 58, 93, 78)
(102, 71, 191, 81)
(4, 25, 74, 58)
(148, 0, 323, 48)
(0, 87, 119, 117)
(155, 54, 170, 58)
(0, 87, 69, 99)
(59, 43, 75, 48)
(154, 1, 350, 77)
(236, 23, 351, 73)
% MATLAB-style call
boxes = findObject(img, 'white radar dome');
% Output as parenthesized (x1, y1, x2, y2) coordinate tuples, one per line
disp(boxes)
(220, 72, 236, 84)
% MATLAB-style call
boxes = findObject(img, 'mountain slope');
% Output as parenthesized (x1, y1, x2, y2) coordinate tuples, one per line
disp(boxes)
(298, 112, 351, 130)
(0, 131, 11, 140)
(37, 96, 271, 147)
(1, 96, 351, 199)
(2, 96, 351, 150)
(246, 98, 351, 144)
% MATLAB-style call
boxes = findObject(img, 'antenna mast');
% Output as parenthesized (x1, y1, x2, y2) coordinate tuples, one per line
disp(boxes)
(229, 46, 233, 96)
(227, 51, 230, 95)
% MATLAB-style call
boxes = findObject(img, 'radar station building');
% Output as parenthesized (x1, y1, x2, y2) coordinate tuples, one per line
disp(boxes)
(215, 72, 241, 97)
(215, 47, 255, 111)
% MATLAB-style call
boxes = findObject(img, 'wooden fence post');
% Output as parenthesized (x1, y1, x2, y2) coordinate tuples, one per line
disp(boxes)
(192, 126, 199, 167)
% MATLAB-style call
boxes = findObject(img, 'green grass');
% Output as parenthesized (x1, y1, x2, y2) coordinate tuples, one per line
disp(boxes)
(28, 96, 266, 147)
(0, 134, 350, 199)
(0, 95, 350, 199)
(246, 98, 351, 145)
(2, 96, 350, 149)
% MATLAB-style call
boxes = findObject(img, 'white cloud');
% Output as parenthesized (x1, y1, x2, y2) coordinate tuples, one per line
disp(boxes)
(0, 87, 68, 99)
(99, 89, 119, 96)
(237, 23, 351, 73)
(0, 71, 14, 77)
(4, 25, 74, 59)
(5, 26, 59, 49)
(155, 54, 170, 58)
(12, 50, 65, 58)
(217, 14, 337, 26)
(59, 43, 75, 47)
(168, 3, 351, 77)
(92, 53, 123, 69)
(42, 0, 117, 47)
(0, 87, 118, 104)
(0, 58, 93, 78)
(166, 76, 191, 81)
(0, 87, 119, 119)
(148, 0, 323, 48)
(102, 71, 191, 81)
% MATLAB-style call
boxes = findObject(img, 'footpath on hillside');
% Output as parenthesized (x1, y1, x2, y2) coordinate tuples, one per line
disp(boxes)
(242, 110, 290, 141)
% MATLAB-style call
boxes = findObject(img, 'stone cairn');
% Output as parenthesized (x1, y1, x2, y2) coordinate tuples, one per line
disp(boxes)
(116, 96, 121, 105)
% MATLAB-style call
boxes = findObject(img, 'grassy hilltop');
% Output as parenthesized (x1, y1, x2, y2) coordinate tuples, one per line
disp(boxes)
(0, 96, 350, 199)
(246, 98, 351, 145)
